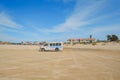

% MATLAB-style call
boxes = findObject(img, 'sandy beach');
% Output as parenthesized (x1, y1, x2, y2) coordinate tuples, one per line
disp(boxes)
(0, 44, 120, 80)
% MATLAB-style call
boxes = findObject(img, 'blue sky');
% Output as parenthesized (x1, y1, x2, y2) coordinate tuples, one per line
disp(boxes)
(0, 0, 120, 42)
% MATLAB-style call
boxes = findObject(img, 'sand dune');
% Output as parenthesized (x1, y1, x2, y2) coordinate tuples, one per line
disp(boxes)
(64, 42, 120, 50)
(0, 44, 120, 80)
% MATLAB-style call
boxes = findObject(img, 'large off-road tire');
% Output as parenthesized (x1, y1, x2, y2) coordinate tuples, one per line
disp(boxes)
(41, 48, 45, 52)
(55, 48, 59, 51)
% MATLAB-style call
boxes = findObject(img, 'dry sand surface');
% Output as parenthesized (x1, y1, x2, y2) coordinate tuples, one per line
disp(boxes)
(0, 45, 120, 80)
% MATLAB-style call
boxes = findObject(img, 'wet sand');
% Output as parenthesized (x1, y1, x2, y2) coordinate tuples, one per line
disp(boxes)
(0, 45, 120, 80)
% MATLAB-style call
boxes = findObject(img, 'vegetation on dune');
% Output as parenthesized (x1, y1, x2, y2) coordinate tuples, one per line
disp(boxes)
(92, 42, 97, 46)
(107, 35, 119, 42)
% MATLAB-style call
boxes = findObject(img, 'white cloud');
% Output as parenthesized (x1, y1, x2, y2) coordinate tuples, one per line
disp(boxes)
(89, 24, 120, 40)
(91, 24, 120, 34)
(43, 18, 88, 32)
(0, 26, 39, 37)
(0, 33, 20, 42)
(0, 12, 23, 29)
(88, 11, 120, 23)
(0, 12, 39, 41)
(42, 0, 107, 33)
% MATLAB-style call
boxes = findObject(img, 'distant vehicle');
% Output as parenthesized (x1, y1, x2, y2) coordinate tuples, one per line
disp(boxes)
(40, 42, 63, 51)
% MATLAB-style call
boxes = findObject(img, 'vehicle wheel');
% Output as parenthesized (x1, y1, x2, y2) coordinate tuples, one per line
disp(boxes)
(41, 48, 45, 51)
(55, 48, 59, 51)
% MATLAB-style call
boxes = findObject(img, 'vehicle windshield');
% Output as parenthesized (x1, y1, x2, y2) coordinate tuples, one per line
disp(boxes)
(44, 44, 48, 46)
